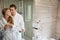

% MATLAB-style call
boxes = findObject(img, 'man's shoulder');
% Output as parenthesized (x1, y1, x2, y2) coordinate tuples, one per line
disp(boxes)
(17, 13, 23, 17)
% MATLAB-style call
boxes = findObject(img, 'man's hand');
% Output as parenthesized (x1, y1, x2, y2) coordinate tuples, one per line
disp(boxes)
(19, 28, 25, 32)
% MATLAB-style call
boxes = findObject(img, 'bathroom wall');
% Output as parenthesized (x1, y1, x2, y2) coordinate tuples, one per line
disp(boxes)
(56, 1, 60, 40)
(33, 0, 58, 39)
(0, 0, 4, 19)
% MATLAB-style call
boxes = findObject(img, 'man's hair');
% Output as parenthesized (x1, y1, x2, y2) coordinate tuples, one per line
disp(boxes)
(10, 4, 16, 9)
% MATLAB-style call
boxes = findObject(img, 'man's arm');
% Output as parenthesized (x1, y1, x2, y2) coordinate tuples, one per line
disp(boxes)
(19, 15, 25, 32)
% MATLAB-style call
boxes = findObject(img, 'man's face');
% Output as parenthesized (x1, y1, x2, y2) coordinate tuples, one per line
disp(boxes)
(10, 7, 16, 16)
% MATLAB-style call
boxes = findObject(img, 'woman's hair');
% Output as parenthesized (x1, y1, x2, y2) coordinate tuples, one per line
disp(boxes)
(2, 8, 9, 17)
(7, 16, 14, 24)
(2, 8, 14, 24)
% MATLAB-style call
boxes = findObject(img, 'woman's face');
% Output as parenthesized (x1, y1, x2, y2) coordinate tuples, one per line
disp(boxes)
(5, 9, 11, 17)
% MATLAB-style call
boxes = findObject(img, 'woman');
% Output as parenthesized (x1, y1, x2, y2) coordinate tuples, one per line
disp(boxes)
(0, 8, 16, 40)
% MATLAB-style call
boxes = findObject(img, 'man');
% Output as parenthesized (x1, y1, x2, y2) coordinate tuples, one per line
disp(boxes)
(9, 4, 25, 40)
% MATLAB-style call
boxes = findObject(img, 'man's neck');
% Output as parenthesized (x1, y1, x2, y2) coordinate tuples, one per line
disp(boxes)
(12, 12, 17, 17)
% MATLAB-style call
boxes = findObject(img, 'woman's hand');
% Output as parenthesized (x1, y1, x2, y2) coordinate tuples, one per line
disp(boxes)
(7, 24, 13, 28)
(4, 25, 9, 30)
(4, 24, 12, 30)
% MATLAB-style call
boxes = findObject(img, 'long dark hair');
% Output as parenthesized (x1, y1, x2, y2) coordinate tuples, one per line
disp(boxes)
(2, 8, 14, 24)
(2, 8, 9, 17)
(7, 16, 14, 24)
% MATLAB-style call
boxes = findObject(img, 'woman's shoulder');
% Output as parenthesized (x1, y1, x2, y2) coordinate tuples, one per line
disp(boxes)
(0, 20, 3, 26)
(0, 19, 3, 26)
(0, 17, 5, 24)
(0, 18, 3, 23)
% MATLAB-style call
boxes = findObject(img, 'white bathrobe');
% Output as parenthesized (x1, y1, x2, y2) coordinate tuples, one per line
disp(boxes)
(12, 12, 25, 40)
(0, 12, 25, 40)
(0, 17, 16, 40)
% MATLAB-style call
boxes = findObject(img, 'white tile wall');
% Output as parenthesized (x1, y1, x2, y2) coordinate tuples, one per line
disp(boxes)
(33, 0, 58, 40)
(0, 0, 3, 19)
(56, 2, 60, 40)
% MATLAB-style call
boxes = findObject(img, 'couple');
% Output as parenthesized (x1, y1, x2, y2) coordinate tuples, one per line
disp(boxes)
(0, 4, 25, 40)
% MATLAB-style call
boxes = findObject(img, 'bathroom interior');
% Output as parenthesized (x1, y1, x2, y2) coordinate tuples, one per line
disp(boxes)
(0, 0, 60, 40)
